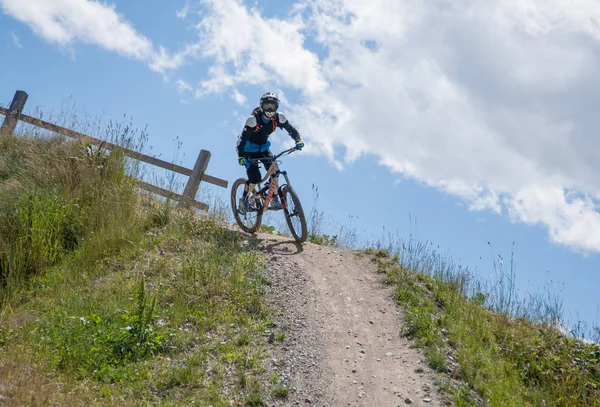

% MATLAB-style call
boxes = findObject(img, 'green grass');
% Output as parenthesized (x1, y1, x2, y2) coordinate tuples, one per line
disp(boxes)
(0, 130, 280, 406)
(272, 384, 290, 398)
(5, 120, 600, 407)
(366, 244, 600, 407)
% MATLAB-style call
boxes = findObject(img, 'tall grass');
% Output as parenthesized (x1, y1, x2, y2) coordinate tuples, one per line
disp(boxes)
(306, 184, 359, 248)
(0, 131, 137, 297)
(0, 120, 278, 405)
(366, 235, 600, 407)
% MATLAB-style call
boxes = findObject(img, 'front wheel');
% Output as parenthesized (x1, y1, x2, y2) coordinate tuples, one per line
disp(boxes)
(280, 185, 308, 243)
(231, 178, 263, 234)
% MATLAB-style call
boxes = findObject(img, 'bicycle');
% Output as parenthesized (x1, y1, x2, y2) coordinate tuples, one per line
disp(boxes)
(230, 146, 308, 243)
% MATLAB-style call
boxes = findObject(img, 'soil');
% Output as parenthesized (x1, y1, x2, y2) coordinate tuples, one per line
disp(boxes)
(256, 233, 448, 407)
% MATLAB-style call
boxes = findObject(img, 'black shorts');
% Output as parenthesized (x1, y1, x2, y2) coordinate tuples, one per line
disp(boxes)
(243, 150, 274, 184)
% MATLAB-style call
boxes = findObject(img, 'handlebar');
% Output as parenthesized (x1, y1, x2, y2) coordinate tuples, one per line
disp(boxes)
(246, 146, 298, 164)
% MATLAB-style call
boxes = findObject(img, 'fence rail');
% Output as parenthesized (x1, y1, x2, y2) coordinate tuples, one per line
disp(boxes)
(0, 90, 228, 210)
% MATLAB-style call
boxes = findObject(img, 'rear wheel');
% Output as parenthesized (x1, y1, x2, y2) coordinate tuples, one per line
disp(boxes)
(281, 185, 307, 243)
(231, 178, 263, 234)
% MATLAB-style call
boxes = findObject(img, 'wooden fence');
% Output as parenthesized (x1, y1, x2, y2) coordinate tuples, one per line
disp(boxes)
(0, 90, 228, 211)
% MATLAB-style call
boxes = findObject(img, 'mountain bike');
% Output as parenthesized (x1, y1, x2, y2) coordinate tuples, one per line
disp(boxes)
(231, 147, 308, 243)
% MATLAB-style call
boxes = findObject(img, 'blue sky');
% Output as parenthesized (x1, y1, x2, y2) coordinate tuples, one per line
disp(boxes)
(1, 0, 599, 335)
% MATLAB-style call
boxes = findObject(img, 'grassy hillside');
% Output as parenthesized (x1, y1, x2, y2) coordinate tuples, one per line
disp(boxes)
(1, 125, 599, 407)
(0, 131, 282, 406)
(368, 245, 600, 407)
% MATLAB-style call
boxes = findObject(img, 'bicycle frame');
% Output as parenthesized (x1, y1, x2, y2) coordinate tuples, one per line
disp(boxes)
(232, 145, 307, 242)
(246, 148, 296, 212)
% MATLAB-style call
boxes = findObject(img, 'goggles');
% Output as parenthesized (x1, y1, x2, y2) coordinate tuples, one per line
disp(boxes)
(262, 101, 278, 112)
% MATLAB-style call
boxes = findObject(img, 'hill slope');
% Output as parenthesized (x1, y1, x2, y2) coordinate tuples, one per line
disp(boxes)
(257, 232, 445, 406)
(1, 130, 598, 407)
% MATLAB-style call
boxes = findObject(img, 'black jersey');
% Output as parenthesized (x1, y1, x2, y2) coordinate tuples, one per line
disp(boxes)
(236, 107, 301, 156)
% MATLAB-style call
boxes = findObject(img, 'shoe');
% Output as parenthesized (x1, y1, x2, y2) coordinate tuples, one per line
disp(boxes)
(269, 195, 283, 210)
(240, 197, 252, 212)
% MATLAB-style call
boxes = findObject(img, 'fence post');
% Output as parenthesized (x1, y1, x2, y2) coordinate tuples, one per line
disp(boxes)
(179, 149, 211, 208)
(1, 90, 29, 135)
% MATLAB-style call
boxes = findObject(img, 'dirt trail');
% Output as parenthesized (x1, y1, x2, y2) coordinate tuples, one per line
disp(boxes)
(257, 233, 447, 407)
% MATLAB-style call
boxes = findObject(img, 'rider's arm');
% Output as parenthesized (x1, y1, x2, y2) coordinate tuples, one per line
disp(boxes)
(277, 113, 301, 142)
(236, 116, 257, 156)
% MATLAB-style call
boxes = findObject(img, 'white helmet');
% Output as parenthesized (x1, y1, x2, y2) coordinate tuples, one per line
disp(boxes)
(260, 92, 279, 118)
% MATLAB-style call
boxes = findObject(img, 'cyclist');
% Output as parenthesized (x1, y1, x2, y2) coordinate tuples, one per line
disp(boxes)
(236, 91, 305, 210)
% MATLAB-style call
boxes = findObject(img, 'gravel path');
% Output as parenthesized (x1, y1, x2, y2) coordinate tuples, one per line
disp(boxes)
(257, 233, 447, 407)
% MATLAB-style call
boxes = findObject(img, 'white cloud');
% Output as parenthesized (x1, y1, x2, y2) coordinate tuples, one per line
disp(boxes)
(193, 0, 327, 96)
(0, 0, 193, 72)
(176, 2, 190, 20)
(231, 88, 247, 105)
(10, 32, 22, 48)
(176, 79, 193, 93)
(187, 0, 600, 253)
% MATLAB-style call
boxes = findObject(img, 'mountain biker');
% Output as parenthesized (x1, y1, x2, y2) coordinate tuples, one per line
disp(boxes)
(236, 91, 305, 210)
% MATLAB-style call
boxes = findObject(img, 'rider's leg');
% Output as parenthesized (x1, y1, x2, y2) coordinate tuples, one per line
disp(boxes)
(244, 153, 262, 199)
(259, 150, 278, 190)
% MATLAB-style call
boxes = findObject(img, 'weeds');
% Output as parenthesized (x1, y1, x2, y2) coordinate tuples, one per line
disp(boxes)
(273, 384, 290, 398)
(0, 130, 139, 293)
(0, 127, 275, 406)
(43, 279, 172, 382)
(372, 239, 600, 407)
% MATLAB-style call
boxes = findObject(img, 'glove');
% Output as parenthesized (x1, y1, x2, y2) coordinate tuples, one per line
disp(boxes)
(238, 157, 250, 168)
(295, 140, 305, 151)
